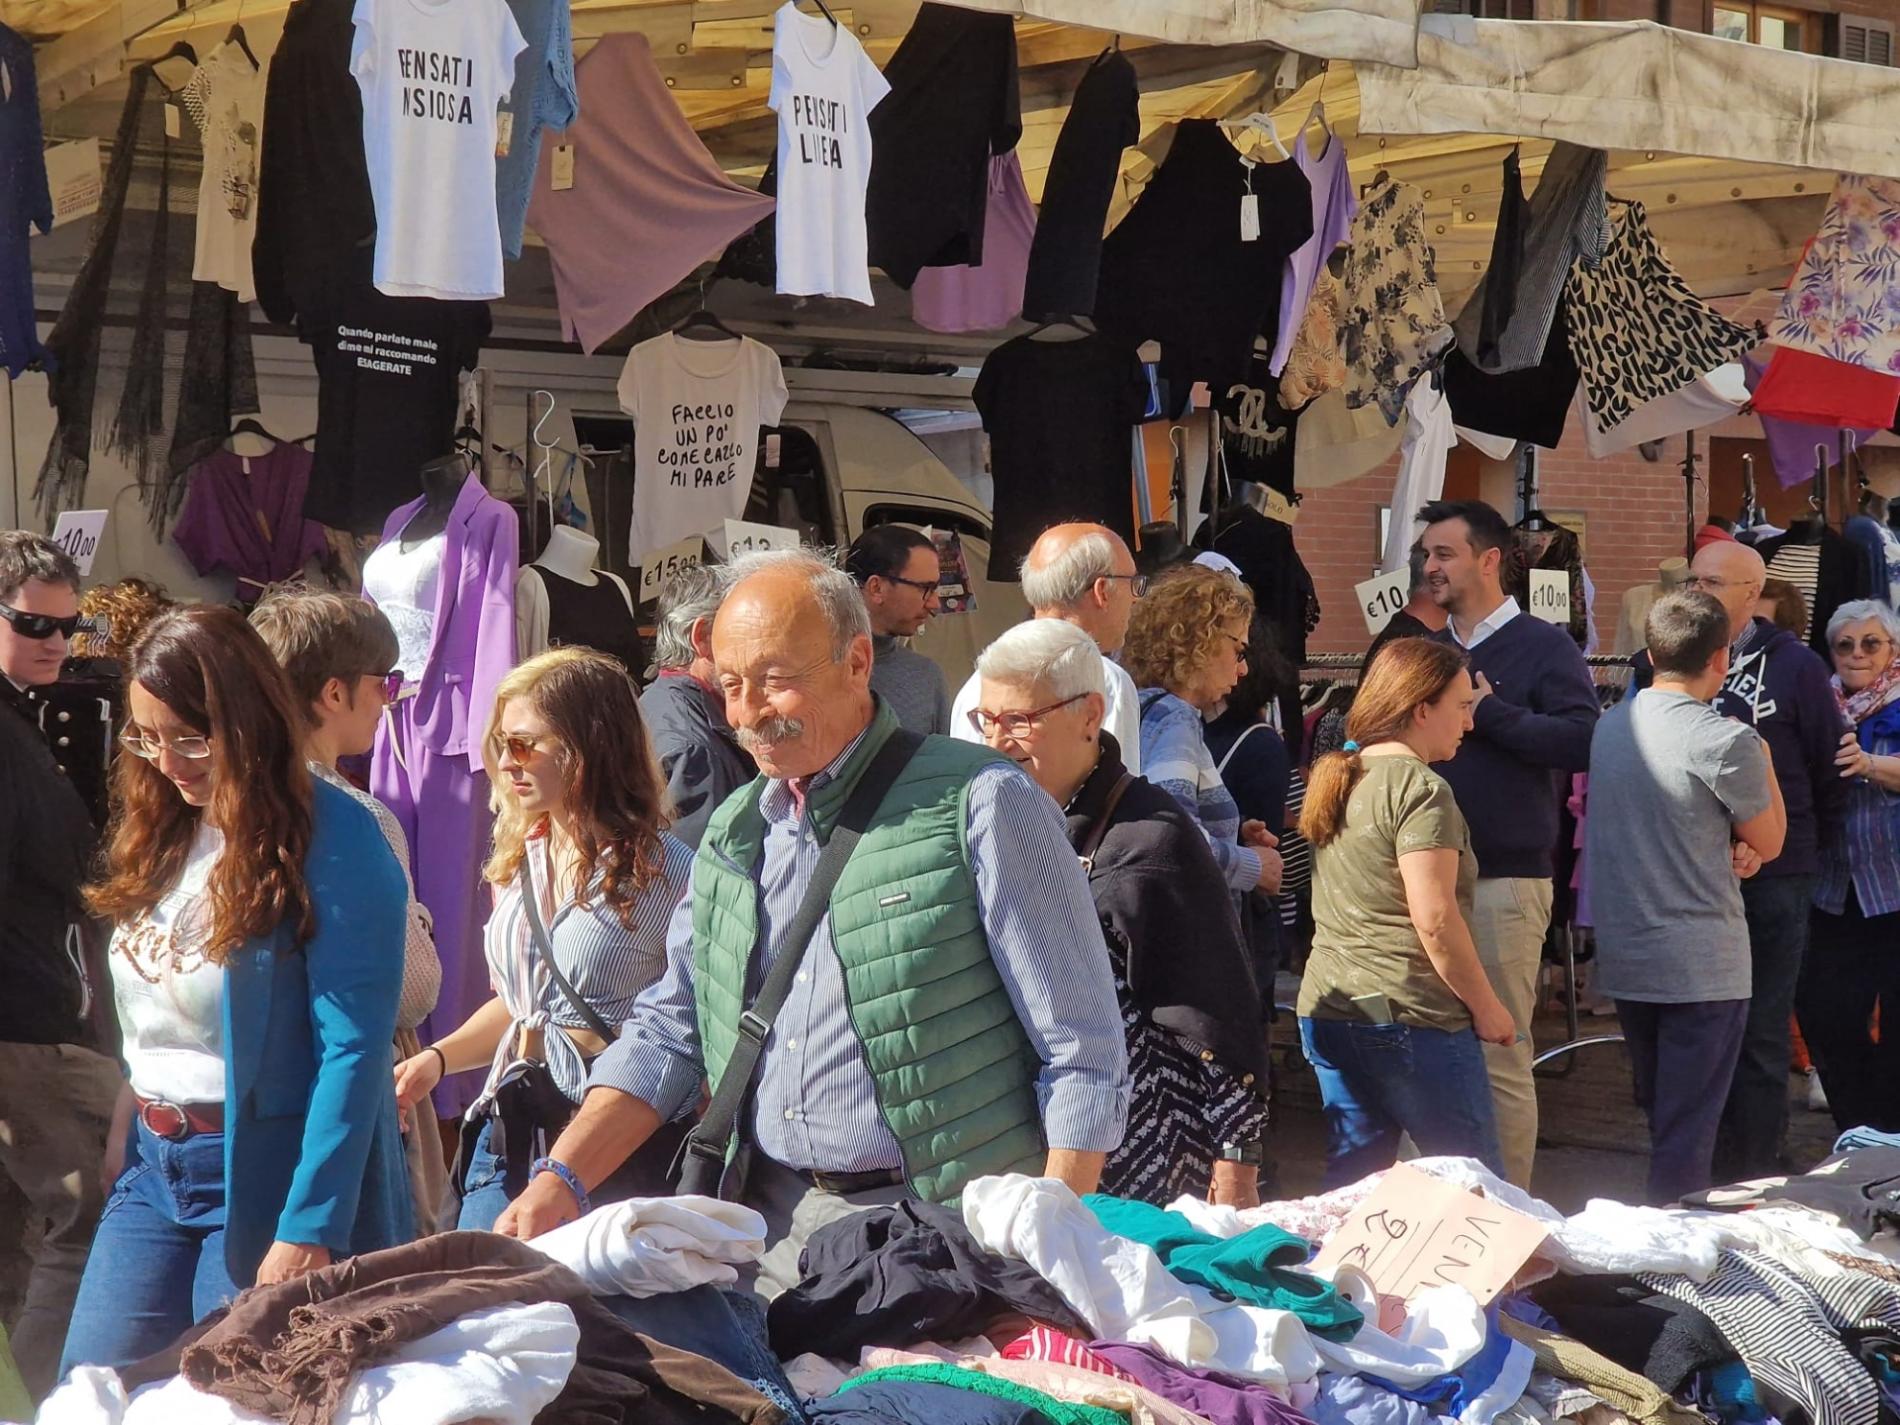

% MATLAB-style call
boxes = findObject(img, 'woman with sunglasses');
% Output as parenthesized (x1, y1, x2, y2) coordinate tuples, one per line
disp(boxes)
(61, 606, 413, 1374)
(1798, 601, 1900, 1135)
(1120, 565, 1284, 901)
(393, 648, 693, 1230)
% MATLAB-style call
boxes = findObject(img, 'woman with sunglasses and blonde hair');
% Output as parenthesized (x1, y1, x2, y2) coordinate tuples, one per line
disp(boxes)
(394, 648, 693, 1230)
(61, 605, 413, 1375)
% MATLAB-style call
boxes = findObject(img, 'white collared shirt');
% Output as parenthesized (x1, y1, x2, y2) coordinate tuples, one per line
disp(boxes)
(1452, 595, 1522, 650)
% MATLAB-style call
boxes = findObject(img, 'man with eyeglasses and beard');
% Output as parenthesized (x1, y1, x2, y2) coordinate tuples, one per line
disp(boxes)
(1630, 537, 1844, 1181)
(0, 531, 122, 1400)
(495, 548, 1129, 1299)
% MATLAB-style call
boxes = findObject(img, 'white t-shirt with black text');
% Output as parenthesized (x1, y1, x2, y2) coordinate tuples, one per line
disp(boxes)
(618, 333, 789, 565)
(351, 0, 525, 301)
(769, 4, 891, 305)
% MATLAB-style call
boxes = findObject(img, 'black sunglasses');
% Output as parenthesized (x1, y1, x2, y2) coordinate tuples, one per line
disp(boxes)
(0, 603, 101, 641)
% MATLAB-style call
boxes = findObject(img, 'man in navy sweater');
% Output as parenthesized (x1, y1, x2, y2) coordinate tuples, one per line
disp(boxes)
(1421, 500, 1598, 1188)
(1631, 538, 1843, 1179)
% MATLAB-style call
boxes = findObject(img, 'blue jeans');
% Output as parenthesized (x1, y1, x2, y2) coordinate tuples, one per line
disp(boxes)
(60, 1120, 240, 1375)
(601, 1286, 806, 1423)
(455, 1118, 511, 1232)
(1299, 1016, 1506, 1189)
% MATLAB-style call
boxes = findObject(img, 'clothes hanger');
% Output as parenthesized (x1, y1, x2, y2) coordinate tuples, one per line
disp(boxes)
(226, 23, 260, 69)
(673, 308, 741, 342)
(226, 416, 282, 446)
(797, 0, 839, 28)
(1218, 110, 1290, 162)
(1027, 315, 1096, 342)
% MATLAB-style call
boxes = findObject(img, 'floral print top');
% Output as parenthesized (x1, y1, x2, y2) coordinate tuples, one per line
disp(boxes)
(1280, 267, 1348, 409)
(1341, 176, 1451, 425)
(1770, 175, 1900, 376)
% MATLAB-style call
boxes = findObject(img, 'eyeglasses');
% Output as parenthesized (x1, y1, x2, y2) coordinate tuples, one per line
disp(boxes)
(368, 669, 405, 702)
(1221, 631, 1251, 662)
(880, 574, 941, 597)
(1684, 575, 1748, 592)
(491, 731, 552, 762)
(966, 693, 1087, 739)
(0, 603, 103, 641)
(1833, 636, 1894, 658)
(1101, 573, 1152, 598)
(118, 727, 213, 760)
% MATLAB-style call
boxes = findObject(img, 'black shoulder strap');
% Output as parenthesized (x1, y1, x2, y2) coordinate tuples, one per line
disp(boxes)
(520, 848, 616, 1044)
(676, 728, 925, 1190)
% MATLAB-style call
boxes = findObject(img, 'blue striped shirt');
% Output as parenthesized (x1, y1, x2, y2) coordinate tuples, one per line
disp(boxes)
(474, 830, 695, 1112)
(1136, 688, 1261, 894)
(588, 727, 1130, 1172)
(1815, 716, 1900, 919)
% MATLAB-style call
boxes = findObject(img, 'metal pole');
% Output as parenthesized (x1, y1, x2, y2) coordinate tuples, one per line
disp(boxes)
(1681, 431, 1699, 559)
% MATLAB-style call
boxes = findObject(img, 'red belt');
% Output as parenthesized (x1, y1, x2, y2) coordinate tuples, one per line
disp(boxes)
(135, 1095, 224, 1140)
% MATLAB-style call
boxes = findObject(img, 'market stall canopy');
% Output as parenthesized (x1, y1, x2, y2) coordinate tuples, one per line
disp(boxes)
(1357, 15, 1900, 184)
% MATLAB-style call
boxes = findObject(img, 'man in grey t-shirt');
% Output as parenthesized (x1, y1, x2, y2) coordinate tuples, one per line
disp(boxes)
(1586, 590, 1786, 1205)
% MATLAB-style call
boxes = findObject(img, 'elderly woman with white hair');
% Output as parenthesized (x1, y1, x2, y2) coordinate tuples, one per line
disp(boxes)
(1798, 598, 1900, 1134)
(972, 618, 1270, 1205)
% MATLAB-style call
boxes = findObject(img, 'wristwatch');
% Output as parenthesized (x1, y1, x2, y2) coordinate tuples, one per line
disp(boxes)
(1218, 1138, 1266, 1166)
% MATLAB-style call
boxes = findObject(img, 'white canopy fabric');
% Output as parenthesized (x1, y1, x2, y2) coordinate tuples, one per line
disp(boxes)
(941, 0, 1420, 67)
(1357, 15, 1900, 183)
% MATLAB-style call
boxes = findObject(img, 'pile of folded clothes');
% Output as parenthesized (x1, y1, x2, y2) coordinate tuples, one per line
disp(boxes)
(35, 1143, 1900, 1425)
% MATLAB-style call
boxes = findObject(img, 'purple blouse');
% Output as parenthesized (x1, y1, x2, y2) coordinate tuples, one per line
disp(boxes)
(172, 443, 329, 599)
(911, 151, 1037, 334)
(1268, 131, 1357, 378)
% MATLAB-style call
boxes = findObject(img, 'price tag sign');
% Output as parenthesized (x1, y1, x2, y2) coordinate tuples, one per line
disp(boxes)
(637, 534, 706, 603)
(1528, 569, 1571, 625)
(50, 510, 108, 577)
(714, 518, 800, 561)
(1354, 568, 1412, 637)
(1262, 487, 1299, 526)
(1312, 1163, 1549, 1331)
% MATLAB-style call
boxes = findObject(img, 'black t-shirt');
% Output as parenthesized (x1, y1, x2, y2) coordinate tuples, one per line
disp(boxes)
(973, 331, 1148, 580)
(1022, 48, 1138, 321)
(1095, 120, 1312, 396)
(1216, 353, 1300, 498)
(1207, 504, 1321, 664)
(304, 277, 491, 533)
(1442, 303, 1578, 450)
(866, 3, 1019, 288)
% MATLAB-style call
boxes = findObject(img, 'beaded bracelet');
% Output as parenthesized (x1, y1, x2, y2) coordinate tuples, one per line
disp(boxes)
(529, 1156, 591, 1215)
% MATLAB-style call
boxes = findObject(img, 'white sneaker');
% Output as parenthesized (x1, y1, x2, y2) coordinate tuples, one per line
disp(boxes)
(1807, 1069, 1829, 1113)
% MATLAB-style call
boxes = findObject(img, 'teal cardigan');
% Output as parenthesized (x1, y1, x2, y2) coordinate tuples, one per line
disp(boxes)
(220, 778, 415, 1285)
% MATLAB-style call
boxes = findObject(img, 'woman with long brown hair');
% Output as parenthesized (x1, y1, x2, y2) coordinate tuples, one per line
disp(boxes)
(393, 648, 693, 1229)
(1296, 637, 1516, 1188)
(61, 606, 412, 1374)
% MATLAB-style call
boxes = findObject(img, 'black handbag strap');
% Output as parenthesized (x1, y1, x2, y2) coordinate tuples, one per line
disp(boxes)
(520, 848, 617, 1044)
(678, 727, 925, 1182)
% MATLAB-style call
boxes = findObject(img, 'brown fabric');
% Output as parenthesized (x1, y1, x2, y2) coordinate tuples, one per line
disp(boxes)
(175, 1231, 783, 1425)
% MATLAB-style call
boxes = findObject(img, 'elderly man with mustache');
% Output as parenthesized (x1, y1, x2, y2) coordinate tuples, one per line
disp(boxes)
(497, 548, 1129, 1299)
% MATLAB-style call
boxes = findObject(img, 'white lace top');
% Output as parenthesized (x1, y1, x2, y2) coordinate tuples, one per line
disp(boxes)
(362, 531, 444, 681)
(109, 822, 226, 1104)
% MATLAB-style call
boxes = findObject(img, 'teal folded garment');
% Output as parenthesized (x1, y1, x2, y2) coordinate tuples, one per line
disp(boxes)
(839, 1364, 1130, 1425)
(1083, 1194, 1365, 1341)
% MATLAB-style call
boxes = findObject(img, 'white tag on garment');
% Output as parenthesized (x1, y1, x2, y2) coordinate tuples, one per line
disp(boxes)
(551, 145, 575, 190)
(164, 101, 182, 140)
(765, 433, 781, 470)
(495, 110, 513, 158)
(1240, 193, 1260, 242)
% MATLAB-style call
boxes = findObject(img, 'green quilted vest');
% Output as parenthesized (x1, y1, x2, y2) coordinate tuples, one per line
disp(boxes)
(692, 704, 1047, 1204)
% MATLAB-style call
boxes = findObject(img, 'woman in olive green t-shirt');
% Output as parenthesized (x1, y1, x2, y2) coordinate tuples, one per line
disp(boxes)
(1296, 638, 1517, 1188)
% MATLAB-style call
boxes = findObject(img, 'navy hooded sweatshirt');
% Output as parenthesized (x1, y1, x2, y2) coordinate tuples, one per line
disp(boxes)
(1631, 616, 1846, 878)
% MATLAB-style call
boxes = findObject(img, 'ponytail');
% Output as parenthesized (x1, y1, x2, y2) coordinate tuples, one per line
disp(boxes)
(1298, 638, 1469, 849)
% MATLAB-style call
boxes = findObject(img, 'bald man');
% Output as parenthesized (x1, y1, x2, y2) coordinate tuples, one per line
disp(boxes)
(951, 523, 1146, 773)
(1633, 538, 1846, 1179)
(496, 549, 1128, 1296)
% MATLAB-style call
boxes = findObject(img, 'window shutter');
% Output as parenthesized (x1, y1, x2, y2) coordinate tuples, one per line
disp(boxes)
(1834, 15, 1895, 64)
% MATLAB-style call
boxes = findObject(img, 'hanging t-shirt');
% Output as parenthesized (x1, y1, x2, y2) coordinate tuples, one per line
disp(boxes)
(769, 3, 891, 305)
(1216, 351, 1301, 499)
(180, 41, 263, 303)
(1268, 130, 1357, 378)
(973, 331, 1148, 581)
(618, 333, 789, 565)
(350, 0, 526, 301)
(305, 268, 491, 534)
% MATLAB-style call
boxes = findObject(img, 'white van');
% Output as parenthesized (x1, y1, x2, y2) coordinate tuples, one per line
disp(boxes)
(574, 401, 1027, 691)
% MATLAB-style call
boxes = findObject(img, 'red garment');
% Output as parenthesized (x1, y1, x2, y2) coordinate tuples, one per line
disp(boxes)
(997, 1325, 1137, 1382)
(1751, 344, 1900, 429)
(1694, 524, 1738, 552)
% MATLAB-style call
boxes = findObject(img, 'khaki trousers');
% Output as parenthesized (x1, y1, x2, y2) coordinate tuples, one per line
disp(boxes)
(0, 1041, 121, 1398)
(1468, 877, 1552, 1188)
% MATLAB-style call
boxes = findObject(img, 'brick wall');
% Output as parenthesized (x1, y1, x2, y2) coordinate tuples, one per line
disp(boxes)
(1298, 424, 1705, 658)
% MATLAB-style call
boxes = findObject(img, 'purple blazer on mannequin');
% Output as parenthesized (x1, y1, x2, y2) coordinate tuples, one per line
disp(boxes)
(368, 472, 519, 1116)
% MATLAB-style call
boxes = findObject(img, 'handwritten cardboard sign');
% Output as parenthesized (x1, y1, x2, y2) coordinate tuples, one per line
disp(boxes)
(1354, 568, 1412, 637)
(1311, 1163, 1548, 1331)
(1528, 569, 1571, 626)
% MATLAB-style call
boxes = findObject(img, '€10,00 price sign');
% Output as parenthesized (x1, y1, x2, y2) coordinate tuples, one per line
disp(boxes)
(1353, 568, 1412, 637)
